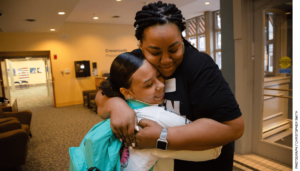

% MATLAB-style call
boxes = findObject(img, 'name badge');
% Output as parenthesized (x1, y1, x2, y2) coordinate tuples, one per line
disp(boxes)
(165, 78, 176, 93)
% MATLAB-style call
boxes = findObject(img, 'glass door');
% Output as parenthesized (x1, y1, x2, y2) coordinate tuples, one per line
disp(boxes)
(252, 0, 292, 166)
(263, 3, 293, 147)
(46, 57, 55, 107)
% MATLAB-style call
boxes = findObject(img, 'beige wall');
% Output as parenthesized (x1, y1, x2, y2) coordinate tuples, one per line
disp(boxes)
(0, 22, 137, 107)
(7, 60, 47, 86)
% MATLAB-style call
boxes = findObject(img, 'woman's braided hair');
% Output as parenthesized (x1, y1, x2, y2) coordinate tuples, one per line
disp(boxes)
(134, 1, 196, 49)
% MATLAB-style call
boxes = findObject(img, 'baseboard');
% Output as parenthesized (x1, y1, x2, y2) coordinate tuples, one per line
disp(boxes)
(56, 100, 83, 107)
(9, 83, 47, 88)
(29, 83, 47, 86)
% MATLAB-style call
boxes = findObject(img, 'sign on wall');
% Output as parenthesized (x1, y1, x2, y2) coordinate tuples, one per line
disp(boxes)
(37, 68, 43, 73)
(30, 68, 36, 74)
(7, 69, 16, 76)
(19, 68, 29, 80)
(279, 56, 292, 74)
(105, 49, 127, 57)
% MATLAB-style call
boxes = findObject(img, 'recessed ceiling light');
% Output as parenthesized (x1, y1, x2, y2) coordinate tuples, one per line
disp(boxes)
(50, 29, 55, 31)
(205, 2, 210, 5)
(285, 12, 291, 15)
(26, 19, 36, 22)
(116, 0, 122, 1)
(93, 17, 99, 20)
(58, 12, 65, 15)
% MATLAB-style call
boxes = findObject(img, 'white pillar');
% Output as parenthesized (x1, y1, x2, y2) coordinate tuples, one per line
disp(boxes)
(221, 0, 254, 154)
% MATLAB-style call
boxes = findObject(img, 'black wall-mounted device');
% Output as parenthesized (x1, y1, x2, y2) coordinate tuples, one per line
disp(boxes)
(74, 61, 91, 78)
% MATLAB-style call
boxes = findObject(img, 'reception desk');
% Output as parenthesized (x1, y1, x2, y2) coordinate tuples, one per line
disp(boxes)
(95, 77, 107, 89)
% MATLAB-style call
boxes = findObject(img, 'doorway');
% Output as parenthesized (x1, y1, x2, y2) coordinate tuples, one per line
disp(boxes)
(0, 51, 56, 109)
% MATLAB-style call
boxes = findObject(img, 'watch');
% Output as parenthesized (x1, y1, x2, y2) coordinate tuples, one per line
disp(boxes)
(156, 127, 168, 150)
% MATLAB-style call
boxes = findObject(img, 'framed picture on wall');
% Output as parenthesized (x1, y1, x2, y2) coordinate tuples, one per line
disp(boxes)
(30, 68, 36, 74)
(7, 69, 17, 76)
(37, 68, 43, 73)
(19, 68, 29, 80)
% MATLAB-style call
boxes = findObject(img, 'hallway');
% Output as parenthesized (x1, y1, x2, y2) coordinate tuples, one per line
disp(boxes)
(10, 85, 51, 111)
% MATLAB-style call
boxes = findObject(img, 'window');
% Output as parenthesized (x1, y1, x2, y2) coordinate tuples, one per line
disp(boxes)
(184, 11, 222, 69)
(265, 13, 274, 75)
(214, 11, 222, 69)
(186, 16, 206, 52)
(182, 30, 186, 38)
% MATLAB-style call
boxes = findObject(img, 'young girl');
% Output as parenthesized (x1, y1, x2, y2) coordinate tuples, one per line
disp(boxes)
(69, 52, 222, 171)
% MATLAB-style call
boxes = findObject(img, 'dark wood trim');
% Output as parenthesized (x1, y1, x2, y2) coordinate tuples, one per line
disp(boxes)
(0, 61, 5, 97)
(0, 51, 50, 58)
(48, 54, 57, 107)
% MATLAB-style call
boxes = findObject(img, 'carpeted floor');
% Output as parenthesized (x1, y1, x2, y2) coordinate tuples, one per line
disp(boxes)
(10, 85, 102, 171)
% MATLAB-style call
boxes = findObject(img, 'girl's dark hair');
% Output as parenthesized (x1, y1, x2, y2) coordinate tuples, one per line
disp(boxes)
(99, 52, 145, 98)
(134, 0, 196, 50)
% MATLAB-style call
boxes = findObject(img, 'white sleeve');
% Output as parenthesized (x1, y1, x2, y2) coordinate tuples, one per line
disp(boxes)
(151, 146, 222, 161)
(135, 106, 222, 161)
(135, 106, 190, 127)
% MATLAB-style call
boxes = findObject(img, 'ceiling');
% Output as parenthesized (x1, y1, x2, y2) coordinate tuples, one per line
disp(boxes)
(0, 0, 220, 33)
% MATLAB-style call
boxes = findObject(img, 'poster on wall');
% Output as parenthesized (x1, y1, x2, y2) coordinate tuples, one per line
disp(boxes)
(19, 68, 29, 80)
(30, 68, 36, 74)
(37, 68, 43, 73)
(17, 68, 22, 75)
(7, 69, 16, 76)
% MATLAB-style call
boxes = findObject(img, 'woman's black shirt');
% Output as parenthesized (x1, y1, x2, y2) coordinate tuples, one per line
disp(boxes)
(132, 46, 242, 171)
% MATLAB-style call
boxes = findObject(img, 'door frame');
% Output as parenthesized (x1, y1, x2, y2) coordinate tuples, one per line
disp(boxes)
(0, 59, 11, 99)
(0, 51, 56, 107)
(252, 0, 292, 166)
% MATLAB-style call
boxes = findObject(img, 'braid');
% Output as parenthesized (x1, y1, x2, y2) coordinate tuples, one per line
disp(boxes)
(162, 4, 176, 14)
(133, 1, 198, 51)
(134, 1, 186, 42)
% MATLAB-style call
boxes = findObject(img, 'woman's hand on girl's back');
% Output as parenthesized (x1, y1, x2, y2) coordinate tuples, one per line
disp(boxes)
(108, 97, 137, 147)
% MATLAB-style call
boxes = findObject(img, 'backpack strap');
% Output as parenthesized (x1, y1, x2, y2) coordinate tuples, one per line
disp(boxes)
(88, 167, 101, 171)
(126, 99, 151, 110)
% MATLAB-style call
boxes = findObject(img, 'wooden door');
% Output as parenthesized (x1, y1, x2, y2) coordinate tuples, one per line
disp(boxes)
(0, 59, 10, 99)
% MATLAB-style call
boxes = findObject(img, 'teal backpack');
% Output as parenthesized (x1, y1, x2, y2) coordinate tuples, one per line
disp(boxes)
(69, 119, 122, 171)
(69, 100, 151, 171)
